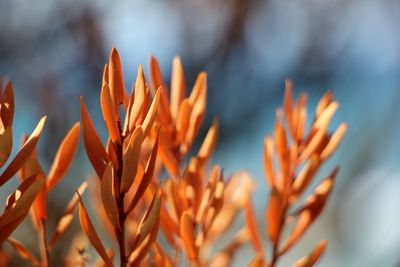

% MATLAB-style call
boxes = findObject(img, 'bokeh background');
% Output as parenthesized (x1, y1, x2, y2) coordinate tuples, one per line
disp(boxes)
(1, 0, 400, 266)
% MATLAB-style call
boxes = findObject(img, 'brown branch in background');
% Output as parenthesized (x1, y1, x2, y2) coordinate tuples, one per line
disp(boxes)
(246, 80, 347, 267)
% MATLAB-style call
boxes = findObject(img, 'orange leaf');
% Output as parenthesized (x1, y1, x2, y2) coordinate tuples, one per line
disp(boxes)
(198, 119, 218, 163)
(126, 133, 159, 215)
(100, 83, 121, 144)
(291, 156, 320, 200)
(320, 123, 347, 161)
(101, 163, 120, 230)
(77, 192, 114, 267)
(80, 97, 108, 178)
(266, 187, 283, 245)
(170, 56, 186, 119)
(149, 56, 171, 124)
(108, 47, 125, 111)
(120, 127, 143, 193)
(184, 73, 207, 151)
(7, 238, 40, 266)
(125, 65, 145, 133)
(263, 136, 275, 187)
(175, 99, 192, 144)
(0, 127, 12, 168)
(244, 199, 264, 255)
(180, 211, 197, 261)
(0, 116, 46, 187)
(281, 168, 337, 254)
(142, 89, 160, 138)
(0, 175, 44, 244)
(47, 123, 81, 191)
(49, 182, 88, 248)
(316, 91, 333, 117)
(293, 240, 327, 267)
(133, 188, 161, 246)
(0, 81, 14, 128)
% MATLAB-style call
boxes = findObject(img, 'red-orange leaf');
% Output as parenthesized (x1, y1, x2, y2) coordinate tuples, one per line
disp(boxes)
(101, 83, 121, 144)
(120, 127, 143, 193)
(49, 182, 88, 248)
(101, 163, 120, 230)
(244, 199, 264, 255)
(47, 123, 80, 191)
(80, 97, 108, 178)
(126, 133, 159, 215)
(170, 56, 186, 119)
(293, 240, 327, 267)
(180, 211, 198, 261)
(77, 192, 114, 267)
(7, 238, 40, 266)
(266, 187, 283, 245)
(0, 116, 46, 187)
(108, 47, 125, 111)
(0, 81, 15, 128)
(281, 168, 337, 254)
(0, 127, 12, 168)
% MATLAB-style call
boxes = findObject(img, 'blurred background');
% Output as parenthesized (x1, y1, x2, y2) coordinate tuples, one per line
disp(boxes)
(1, 0, 400, 266)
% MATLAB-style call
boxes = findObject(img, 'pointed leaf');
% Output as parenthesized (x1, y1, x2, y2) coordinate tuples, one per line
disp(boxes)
(320, 123, 347, 161)
(0, 116, 46, 187)
(0, 81, 14, 128)
(0, 127, 12, 168)
(80, 97, 108, 178)
(266, 187, 283, 245)
(142, 89, 160, 138)
(77, 192, 114, 267)
(170, 56, 186, 119)
(0, 175, 44, 226)
(108, 47, 125, 111)
(101, 163, 120, 229)
(120, 127, 143, 193)
(245, 200, 264, 254)
(7, 238, 40, 266)
(49, 182, 88, 248)
(180, 211, 197, 261)
(293, 240, 327, 267)
(281, 168, 337, 254)
(101, 83, 121, 144)
(126, 133, 159, 215)
(47, 123, 81, 191)
(198, 119, 218, 163)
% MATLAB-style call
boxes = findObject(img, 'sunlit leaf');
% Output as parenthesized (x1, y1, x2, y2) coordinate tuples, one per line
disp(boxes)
(77, 192, 114, 267)
(0, 116, 46, 187)
(120, 127, 143, 193)
(101, 83, 121, 144)
(180, 211, 197, 261)
(7, 238, 40, 266)
(80, 97, 108, 178)
(101, 163, 120, 230)
(49, 182, 88, 248)
(108, 47, 125, 111)
(47, 123, 80, 191)
(293, 240, 327, 267)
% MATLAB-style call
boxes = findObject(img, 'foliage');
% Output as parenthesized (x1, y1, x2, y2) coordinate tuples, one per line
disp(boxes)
(0, 49, 346, 267)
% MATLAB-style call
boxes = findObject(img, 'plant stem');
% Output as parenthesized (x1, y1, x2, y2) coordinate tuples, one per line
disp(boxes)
(38, 220, 49, 267)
